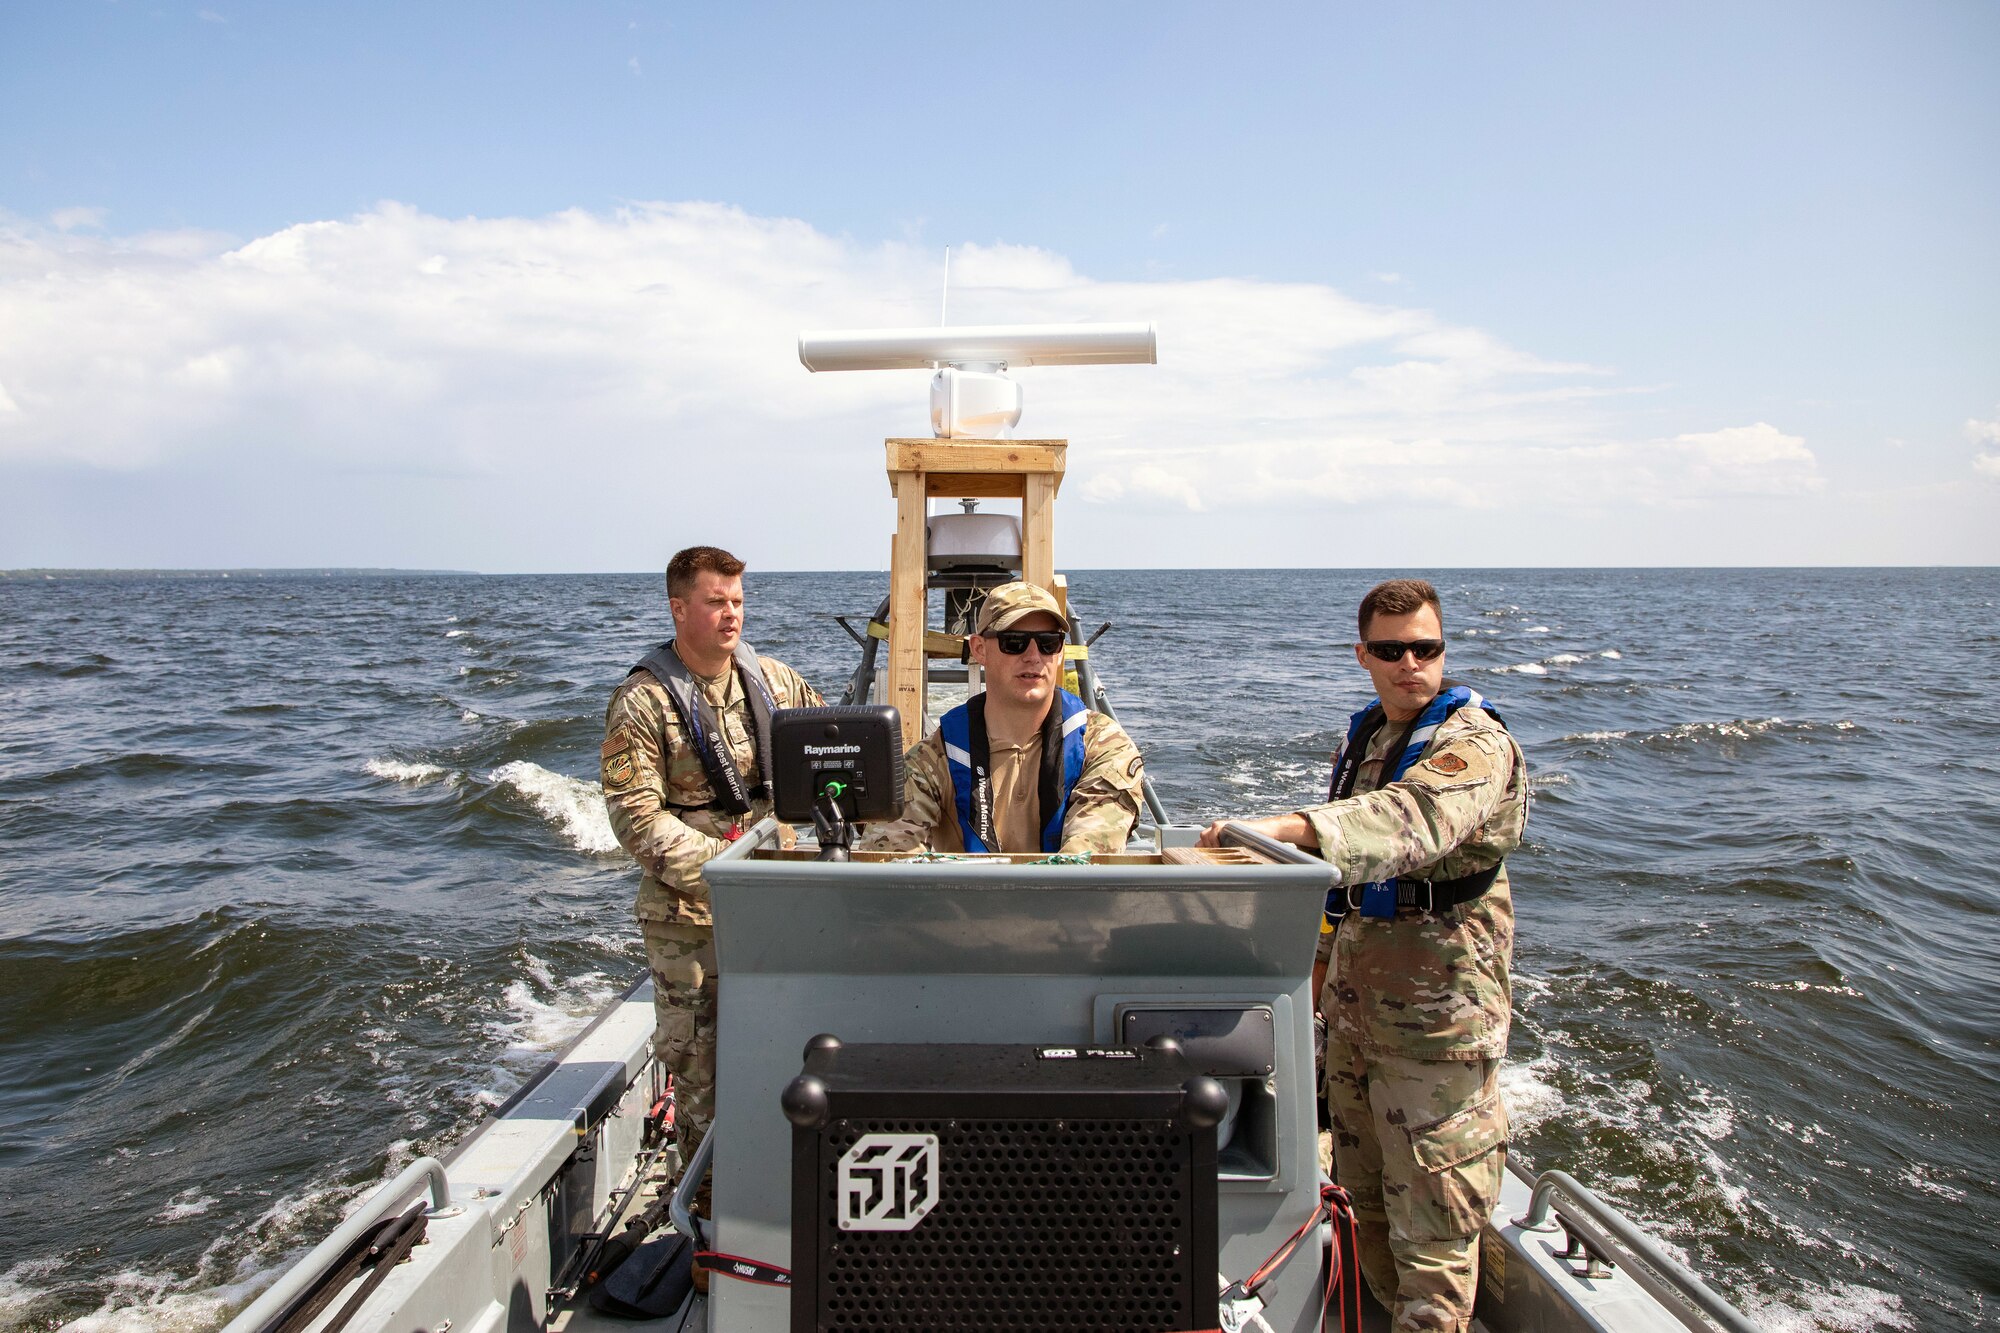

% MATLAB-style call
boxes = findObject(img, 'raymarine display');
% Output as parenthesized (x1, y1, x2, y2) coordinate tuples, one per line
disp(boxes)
(769, 706, 905, 859)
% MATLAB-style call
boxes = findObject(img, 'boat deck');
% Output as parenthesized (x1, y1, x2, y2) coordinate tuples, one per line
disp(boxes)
(551, 1293, 706, 1333)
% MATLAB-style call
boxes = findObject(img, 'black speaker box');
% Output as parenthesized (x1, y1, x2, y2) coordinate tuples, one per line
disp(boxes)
(782, 1039, 1224, 1333)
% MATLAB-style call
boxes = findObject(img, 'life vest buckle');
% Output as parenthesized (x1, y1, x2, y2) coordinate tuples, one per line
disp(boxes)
(1358, 881, 1398, 919)
(1349, 878, 1439, 917)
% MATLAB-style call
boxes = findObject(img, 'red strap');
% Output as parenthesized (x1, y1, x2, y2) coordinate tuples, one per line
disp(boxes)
(1223, 1185, 1363, 1333)
(1320, 1184, 1363, 1333)
(694, 1251, 793, 1287)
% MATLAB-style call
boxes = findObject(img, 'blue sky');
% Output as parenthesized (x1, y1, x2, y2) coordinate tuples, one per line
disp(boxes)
(1, 2, 1995, 570)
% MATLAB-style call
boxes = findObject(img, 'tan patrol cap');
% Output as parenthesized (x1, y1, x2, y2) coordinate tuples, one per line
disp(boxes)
(975, 581, 1066, 635)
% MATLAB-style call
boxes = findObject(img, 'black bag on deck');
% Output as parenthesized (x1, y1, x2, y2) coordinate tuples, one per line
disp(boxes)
(588, 1231, 695, 1320)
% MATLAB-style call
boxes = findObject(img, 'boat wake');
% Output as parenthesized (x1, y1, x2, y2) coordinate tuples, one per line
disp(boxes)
(487, 761, 619, 854)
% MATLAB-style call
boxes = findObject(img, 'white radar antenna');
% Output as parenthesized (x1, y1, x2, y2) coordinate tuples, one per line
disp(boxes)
(797, 322, 1158, 438)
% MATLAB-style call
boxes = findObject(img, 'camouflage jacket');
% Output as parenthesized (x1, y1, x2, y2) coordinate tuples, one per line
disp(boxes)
(860, 708, 1145, 855)
(601, 649, 823, 924)
(1302, 702, 1527, 1059)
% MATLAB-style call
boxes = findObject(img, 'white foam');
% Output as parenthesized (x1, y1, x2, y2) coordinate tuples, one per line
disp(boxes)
(1701, 1144, 1751, 1216)
(1899, 1162, 1967, 1202)
(1495, 662, 1547, 675)
(1743, 1281, 1913, 1332)
(1599, 649, 1623, 659)
(460, 710, 480, 723)
(151, 1192, 217, 1222)
(488, 761, 619, 853)
(1522, 625, 1550, 633)
(1682, 1085, 1737, 1142)
(364, 758, 453, 785)
(444, 628, 468, 638)
(39, 1271, 267, 1333)
(1747, 979, 1863, 998)
(1546, 653, 1584, 665)
(8, 1149, 462, 1333)
(1667, 717, 1783, 742)
(0, 1259, 63, 1327)
(482, 954, 627, 1089)
(1498, 1052, 1564, 1135)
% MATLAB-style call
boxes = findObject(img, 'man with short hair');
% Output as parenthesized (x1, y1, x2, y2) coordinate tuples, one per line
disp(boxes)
(601, 545, 823, 1199)
(1200, 578, 1528, 1333)
(862, 580, 1145, 855)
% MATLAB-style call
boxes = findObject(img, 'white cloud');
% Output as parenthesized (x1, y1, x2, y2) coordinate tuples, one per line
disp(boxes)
(1080, 464, 1207, 511)
(49, 206, 106, 232)
(1966, 409, 2000, 446)
(1958, 409, 2000, 481)
(1652, 422, 1824, 497)
(0, 200, 1821, 541)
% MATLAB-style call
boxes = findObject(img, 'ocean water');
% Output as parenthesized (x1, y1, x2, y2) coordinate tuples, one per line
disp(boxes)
(0, 568, 1993, 1332)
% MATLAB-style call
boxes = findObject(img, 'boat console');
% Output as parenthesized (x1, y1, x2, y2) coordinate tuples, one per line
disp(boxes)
(703, 818, 1335, 1333)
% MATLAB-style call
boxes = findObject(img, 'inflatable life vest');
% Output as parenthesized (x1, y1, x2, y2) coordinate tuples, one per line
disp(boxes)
(938, 689, 1090, 853)
(1323, 681, 1509, 924)
(630, 640, 777, 816)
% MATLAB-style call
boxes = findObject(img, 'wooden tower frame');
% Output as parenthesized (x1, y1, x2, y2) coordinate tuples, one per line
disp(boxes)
(883, 437, 1066, 750)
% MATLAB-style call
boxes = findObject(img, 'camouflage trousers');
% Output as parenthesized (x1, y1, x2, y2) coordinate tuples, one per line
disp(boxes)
(1325, 1033, 1508, 1333)
(641, 919, 718, 1176)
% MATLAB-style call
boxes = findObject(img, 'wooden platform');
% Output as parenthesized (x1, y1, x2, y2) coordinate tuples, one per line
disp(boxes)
(883, 437, 1066, 750)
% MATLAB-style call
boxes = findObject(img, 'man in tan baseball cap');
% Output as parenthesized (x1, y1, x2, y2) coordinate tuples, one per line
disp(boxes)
(860, 580, 1145, 854)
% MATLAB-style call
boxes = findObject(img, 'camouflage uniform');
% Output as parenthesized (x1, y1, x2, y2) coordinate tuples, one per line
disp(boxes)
(860, 710, 1145, 854)
(601, 649, 822, 1167)
(1299, 703, 1527, 1332)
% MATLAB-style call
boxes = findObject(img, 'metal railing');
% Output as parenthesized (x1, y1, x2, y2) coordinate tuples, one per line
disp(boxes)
(222, 1157, 454, 1333)
(1218, 820, 1327, 866)
(1515, 1169, 1763, 1333)
(669, 1128, 715, 1250)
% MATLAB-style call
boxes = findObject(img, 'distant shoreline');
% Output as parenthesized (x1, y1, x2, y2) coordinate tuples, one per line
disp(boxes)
(3, 564, 1991, 579)
(0, 568, 480, 580)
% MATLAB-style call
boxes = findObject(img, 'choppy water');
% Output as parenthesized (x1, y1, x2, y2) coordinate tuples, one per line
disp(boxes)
(0, 569, 1994, 1332)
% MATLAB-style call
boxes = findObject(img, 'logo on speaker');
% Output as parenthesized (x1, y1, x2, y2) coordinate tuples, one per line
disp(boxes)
(836, 1133, 940, 1232)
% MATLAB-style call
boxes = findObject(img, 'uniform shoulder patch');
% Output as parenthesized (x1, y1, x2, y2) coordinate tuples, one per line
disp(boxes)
(1126, 753, 1143, 779)
(602, 730, 639, 791)
(1424, 752, 1470, 776)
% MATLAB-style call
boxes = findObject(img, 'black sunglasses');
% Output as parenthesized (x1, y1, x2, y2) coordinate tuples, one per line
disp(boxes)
(991, 630, 1067, 656)
(1361, 638, 1446, 663)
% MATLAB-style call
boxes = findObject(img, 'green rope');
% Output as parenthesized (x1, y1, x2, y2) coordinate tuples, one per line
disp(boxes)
(904, 851, 1093, 865)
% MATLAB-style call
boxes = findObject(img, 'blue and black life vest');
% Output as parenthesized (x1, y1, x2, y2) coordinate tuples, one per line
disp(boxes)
(630, 640, 778, 815)
(1323, 681, 1509, 924)
(938, 689, 1090, 853)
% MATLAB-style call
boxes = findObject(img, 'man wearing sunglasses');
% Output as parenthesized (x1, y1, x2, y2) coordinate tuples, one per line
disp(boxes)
(861, 580, 1145, 855)
(1199, 578, 1527, 1333)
